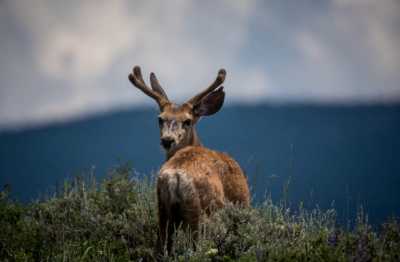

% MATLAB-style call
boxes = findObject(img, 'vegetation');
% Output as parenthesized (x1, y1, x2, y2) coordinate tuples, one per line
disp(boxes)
(1, 164, 399, 261)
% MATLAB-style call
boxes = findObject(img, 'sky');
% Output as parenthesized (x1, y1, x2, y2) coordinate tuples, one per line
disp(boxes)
(0, 0, 399, 130)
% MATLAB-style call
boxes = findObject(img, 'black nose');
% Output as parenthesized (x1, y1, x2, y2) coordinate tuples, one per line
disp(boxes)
(161, 138, 174, 149)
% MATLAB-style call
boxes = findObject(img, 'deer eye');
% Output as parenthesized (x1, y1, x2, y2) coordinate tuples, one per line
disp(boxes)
(158, 117, 164, 126)
(183, 119, 192, 128)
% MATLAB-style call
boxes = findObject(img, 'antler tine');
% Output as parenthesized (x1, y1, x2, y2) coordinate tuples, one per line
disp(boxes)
(150, 72, 169, 100)
(187, 69, 226, 106)
(128, 66, 169, 109)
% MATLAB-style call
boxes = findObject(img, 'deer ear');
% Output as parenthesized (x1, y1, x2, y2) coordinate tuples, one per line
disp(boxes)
(193, 86, 225, 117)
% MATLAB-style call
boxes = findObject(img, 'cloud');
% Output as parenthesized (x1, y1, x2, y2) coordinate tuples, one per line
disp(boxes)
(0, 0, 265, 129)
(332, 0, 400, 74)
(283, 0, 400, 103)
(0, 0, 399, 130)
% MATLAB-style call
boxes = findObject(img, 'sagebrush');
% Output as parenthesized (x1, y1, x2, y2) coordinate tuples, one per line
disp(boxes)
(1, 164, 399, 261)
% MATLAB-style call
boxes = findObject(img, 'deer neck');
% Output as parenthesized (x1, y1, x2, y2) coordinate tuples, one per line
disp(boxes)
(190, 128, 202, 147)
(165, 128, 202, 160)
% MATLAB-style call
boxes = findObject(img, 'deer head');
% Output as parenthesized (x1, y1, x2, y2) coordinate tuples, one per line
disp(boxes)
(128, 66, 226, 159)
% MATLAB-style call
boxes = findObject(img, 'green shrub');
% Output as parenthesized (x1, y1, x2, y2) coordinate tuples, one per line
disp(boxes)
(0, 164, 399, 261)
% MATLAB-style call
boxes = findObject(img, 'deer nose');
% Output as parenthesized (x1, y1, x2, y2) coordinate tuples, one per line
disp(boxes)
(161, 138, 174, 150)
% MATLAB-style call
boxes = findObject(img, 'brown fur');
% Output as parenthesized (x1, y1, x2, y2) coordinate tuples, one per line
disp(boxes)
(157, 146, 250, 253)
(128, 66, 250, 255)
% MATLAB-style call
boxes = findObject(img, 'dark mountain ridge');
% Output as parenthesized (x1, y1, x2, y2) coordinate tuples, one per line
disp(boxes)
(1, 103, 400, 225)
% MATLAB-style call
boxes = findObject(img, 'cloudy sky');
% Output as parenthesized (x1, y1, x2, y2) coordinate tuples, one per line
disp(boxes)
(0, 0, 399, 130)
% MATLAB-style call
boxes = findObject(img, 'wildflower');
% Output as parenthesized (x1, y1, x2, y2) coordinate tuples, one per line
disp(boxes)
(206, 248, 218, 257)
(327, 229, 340, 247)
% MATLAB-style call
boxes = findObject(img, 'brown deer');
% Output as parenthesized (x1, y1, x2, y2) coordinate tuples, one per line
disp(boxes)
(128, 66, 250, 254)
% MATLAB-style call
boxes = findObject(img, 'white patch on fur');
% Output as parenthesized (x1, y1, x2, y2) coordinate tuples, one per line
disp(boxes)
(159, 168, 194, 204)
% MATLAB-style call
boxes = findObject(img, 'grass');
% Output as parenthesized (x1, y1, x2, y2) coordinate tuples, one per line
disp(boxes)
(0, 164, 399, 261)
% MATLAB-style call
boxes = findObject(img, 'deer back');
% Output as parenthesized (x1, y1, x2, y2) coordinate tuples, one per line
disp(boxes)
(158, 146, 250, 212)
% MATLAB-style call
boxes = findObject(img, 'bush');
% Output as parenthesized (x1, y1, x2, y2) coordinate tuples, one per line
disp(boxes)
(0, 164, 399, 261)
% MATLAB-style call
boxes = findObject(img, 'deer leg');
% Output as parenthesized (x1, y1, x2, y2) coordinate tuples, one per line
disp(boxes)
(156, 201, 168, 256)
(166, 203, 184, 254)
(181, 196, 201, 249)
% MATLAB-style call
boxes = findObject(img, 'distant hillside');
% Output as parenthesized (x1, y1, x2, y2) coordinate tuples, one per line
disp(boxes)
(1, 104, 400, 225)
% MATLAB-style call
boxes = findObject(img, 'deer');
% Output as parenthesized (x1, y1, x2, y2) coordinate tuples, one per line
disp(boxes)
(128, 66, 250, 254)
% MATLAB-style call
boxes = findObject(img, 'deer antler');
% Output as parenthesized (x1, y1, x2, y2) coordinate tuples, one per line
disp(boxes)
(186, 69, 226, 106)
(150, 72, 169, 100)
(129, 66, 169, 109)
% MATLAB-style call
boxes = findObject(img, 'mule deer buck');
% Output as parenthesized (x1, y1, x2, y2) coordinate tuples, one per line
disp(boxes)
(128, 66, 250, 253)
